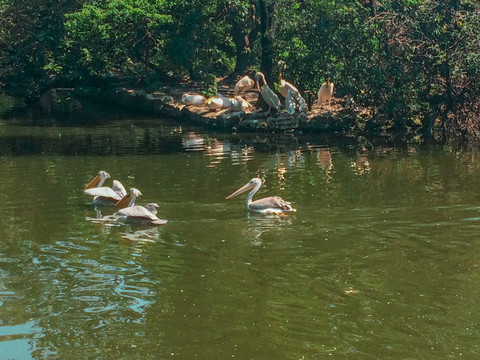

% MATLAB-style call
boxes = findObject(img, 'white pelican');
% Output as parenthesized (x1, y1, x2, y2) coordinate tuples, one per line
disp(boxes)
(234, 75, 255, 96)
(229, 96, 252, 111)
(318, 77, 335, 109)
(182, 93, 206, 106)
(279, 79, 306, 114)
(84, 180, 127, 206)
(205, 95, 231, 110)
(255, 72, 281, 115)
(226, 177, 296, 214)
(114, 187, 142, 209)
(84, 170, 110, 190)
(83, 171, 127, 206)
(116, 189, 167, 225)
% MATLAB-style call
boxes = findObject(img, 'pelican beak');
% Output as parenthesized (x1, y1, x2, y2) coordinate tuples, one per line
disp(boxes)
(226, 182, 255, 200)
(114, 194, 131, 209)
(84, 175, 100, 191)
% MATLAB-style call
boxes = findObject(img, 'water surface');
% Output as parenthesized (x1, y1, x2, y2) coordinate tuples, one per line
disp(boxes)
(1, 111, 480, 359)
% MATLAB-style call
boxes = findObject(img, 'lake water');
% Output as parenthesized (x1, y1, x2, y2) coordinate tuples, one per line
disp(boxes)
(1, 108, 480, 359)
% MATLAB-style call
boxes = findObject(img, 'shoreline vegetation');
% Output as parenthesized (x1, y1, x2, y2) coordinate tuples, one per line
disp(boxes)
(1, 1, 479, 144)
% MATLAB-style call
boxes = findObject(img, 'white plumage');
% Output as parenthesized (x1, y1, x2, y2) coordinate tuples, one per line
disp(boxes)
(84, 170, 110, 191)
(226, 177, 296, 214)
(234, 75, 255, 96)
(84, 180, 127, 205)
(84, 171, 127, 206)
(280, 79, 306, 114)
(229, 96, 251, 111)
(114, 187, 142, 210)
(318, 77, 335, 109)
(255, 72, 281, 114)
(205, 95, 231, 110)
(182, 93, 206, 106)
(117, 200, 167, 225)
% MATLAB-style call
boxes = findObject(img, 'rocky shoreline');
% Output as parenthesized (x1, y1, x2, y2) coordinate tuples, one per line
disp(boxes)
(38, 83, 398, 136)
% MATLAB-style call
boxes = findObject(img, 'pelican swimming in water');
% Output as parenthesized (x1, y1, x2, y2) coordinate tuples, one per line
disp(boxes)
(115, 188, 167, 225)
(226, 177, 296, 214)
(84, 171, 127, 206)
(114, 187, 142, 209)
(84, 170, 110, 190)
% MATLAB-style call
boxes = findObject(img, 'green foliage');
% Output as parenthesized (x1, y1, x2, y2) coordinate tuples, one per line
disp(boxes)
(0, 0, 479, 140)
(64, 0, 173, 76)
(166, 0, 235, 78)
(0, 0, 83, 100)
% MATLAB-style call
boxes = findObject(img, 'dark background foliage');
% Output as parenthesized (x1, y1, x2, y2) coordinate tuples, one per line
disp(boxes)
(0, 0, 479, 140)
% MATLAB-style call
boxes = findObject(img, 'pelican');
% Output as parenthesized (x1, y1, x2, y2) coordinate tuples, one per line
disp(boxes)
(116, 189, 167, 225)
(279, 79, 306, 114)
(234, 75, 255, 96)
(84, 171, 128, 206)
(226, 177, 296, 214)
(84, 170, 110, 190)
(205, 95, 231, 110)
(229, 96, 252, 111)
(318, 77, 335, 109)
(182, 93, 206, 106)
(114, 187, 142, 209)
(84, 180, 127, 206)
(255, 72, 281, 115)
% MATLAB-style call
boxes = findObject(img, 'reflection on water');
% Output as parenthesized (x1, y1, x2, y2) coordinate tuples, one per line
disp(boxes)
(2, 116, 480, 358)
(244, 213, 294, 246)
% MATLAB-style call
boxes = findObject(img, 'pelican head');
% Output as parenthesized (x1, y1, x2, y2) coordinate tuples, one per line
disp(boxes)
(114, 187, 143, 209)
(99, 171, 110, 179)
(144, 203, 159, 215)
(129, 188, 143, 198)
(84, 170, 111, 191)
(254, 72, 266, 92)
(226, 178, 263, 200)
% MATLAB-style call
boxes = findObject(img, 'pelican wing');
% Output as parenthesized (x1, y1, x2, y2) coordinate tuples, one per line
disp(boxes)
(111, 180, 127, 198)
(279, 79, 299, 98)
(234, 76, 254, 95)
(318, 82, 334, 103)
(117, 205, 168, 225)
(260, 85, 281, 110)
(117, 205, 157, 220)
(250, 196, 295, 212)
(285, 90, 295, 115)
(84, 187, 123, 201)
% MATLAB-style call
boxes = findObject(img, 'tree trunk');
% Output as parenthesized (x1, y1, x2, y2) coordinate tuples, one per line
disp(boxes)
(230, 14, 259, 76)
(258, 0, 275, 86)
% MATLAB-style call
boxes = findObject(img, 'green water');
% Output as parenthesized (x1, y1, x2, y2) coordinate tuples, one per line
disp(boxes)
(1, 112, 480, 359)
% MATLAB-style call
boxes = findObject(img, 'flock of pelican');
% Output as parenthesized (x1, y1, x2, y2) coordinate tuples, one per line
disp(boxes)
(84, 171, 167, 225)
(182, 67, 334, 115)
(84, 170, 296, 226)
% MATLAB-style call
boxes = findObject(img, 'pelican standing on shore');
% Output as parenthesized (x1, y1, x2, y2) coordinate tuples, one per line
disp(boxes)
(279, 79, 306, 115)
(255, 72, 281, 115)
(318, 77, 335, 109)
(115, 188, 167, 225)
(226, 177, 296, 214)
(234, 75, 255, 96)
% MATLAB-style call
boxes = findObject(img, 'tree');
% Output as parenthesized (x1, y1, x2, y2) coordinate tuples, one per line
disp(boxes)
(0, 0, 83, 101)
(64, 0, 172, 78)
